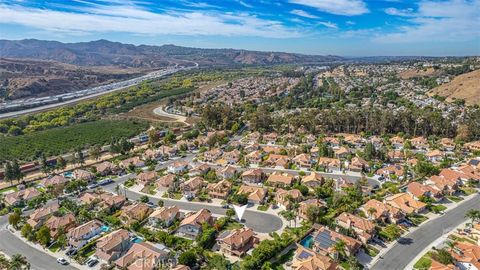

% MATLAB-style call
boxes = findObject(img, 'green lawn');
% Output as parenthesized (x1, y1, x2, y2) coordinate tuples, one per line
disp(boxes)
(0, 186, 18, 194)
(407, 214, 429, 226)
(257, 204, 269, 211)
(446, 195, 463, 203)
(0, 120, 148, 162)
(413, 254, 432, 270)
(460, 187, 477, 195)
(429, 204, 447, 213)
(365, 245, 380, 257)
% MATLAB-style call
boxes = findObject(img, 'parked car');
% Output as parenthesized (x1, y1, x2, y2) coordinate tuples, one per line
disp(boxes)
(57, 258, 69, 265)
(65, 248, 77, 257)
(98, 178, 113, 185)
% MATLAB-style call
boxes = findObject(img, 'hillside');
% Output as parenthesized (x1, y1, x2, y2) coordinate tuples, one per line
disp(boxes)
(0, 58, 143, 99)
(0, 39, 343, 68)
(429, 69, 480, 105)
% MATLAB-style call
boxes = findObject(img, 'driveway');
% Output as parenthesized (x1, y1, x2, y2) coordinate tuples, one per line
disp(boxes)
(371, 193, 480, 270)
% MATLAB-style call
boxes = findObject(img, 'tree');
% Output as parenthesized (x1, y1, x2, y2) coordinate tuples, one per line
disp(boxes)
(332, 240, 346, 261)
(432, 248, 454, 265)
(35, 226, 51, 246)
(20, 224, 34, 241)
(56, 156, 67, 171)
(157, 199, 164, 207)
(8, 254, 30, 270)
(39, 153, 50, 174)
(226, 209, 235, 219)
(75, 148, 85, 166)
(382, 224, 402, 241)
(89, 145, 101, 161)
(4, 161, 13, 184)
(465, 209, 480, 224)
(367, 207, 377, 220)
(139, 195, 149, 203)
(148, 129, 160, 146)
(8, 211, 21, 229)
(178, 249, 196, 267)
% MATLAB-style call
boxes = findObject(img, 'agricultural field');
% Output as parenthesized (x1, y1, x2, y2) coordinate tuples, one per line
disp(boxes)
(0, 120, 148, 162)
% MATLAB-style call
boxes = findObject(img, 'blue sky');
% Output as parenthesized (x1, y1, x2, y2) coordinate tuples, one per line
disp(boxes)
(0, 0, 479, 56)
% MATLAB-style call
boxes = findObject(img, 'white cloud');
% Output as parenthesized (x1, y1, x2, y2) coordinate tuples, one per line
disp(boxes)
(290, 9, 319, 18)
(318, 21, 337, 28)
(238, 1, 253, 8)
(289, 0, 368, 16)
(0, 3, 302, 38)
(376, 0, 480, 43)
(384, 7, 414, 17)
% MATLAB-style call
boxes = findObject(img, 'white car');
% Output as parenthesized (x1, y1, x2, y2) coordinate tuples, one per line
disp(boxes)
(57, 258, 69, 265)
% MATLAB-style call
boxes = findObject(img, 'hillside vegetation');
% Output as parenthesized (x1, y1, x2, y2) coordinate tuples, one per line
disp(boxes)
(429, 69, 480, 105)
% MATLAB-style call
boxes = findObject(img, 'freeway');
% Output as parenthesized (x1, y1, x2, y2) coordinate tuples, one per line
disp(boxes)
(103, 173, 284, 234)
(0, 63, 198, 119)
(371, 193, 480, 270)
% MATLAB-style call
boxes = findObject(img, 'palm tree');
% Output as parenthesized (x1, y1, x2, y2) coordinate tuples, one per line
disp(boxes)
(445, 240, 457, 252)
(9, 254, 30, 270)
(367, 207, 377, 220)
(465, 209, 480, 224)
(332, 240, 346, 262)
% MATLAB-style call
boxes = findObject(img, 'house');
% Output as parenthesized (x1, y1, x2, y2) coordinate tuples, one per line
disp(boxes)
(219, 165, 237, 179)
(318, 157, 341, 171)
(238, 185, 267, 205)
(275, 188, 303, 210)
(429, 259, 458, 270)
(27, 202, 59, 229)
(245, 150, 263, 165)
(390, 136, 404, 150)
(384, 193, 427, 214)
(262, 146, 283, 155)
(180, 176, 204, 198)
(406, 182, 443, 202)
(73, 169, 95, 181)
(188, 164, 210, 177)
(265, 154, 290, 168)
(451, 242, 480, 270)
(425, 175, 459, 195)
(301, 172, 324, 190)
(120, 156, 145, 169)
(263, 132, 278, 144)
(156, 174, 176, 189)
(323, 137, 340, 148)
(388, 150, 404, 162)
(136, 171, 158, 186)
(311, 225, 362, 258)
(115, 242, 169, 270)
(177, 209, 214, 239)
(67, 219, 104, 249)
(360, 199, 405, 224)
(293, 153, 312, 169)
(440, 168, 480, 186)
(143, 149, 162, 161)
(334, 147, 350, 159)
(157, 145, 178, 158)
(348, 157, 370, 172)
(241, 169, 263, 183)
(426, 150, 444, 163)
(298, 199, 325, 221)
(94, 161, 119, 176)
(440, 138, 456, 152)
(204, 148, 223, 162)
(411, 137, 429, 150)
(79, 191, 126, 211)
(335, 213, 375, 244)
(44, 213, 77, 238)
(4, 187, 41, 207)
(167, 160, 189, 174)
(291, 246, 337, 270)
(376, 165, 404, 180)
(223, 149, 241, 164)
(208, 180, 232, 199)
(96, 229, 131, 263)
(465, 140, 480, 152)
(310, 146, 320, 158)
(148, 206, 180, 228)
(343, 134, 364, 148)
(266, 172, 294, 187)
(217, 227, 259, 257)
(244, 132, 261, 144)
(39, 175, 69, 188)
(120, 203, 152, 225)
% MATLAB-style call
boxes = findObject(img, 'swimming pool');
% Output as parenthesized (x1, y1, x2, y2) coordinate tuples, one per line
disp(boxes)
(300, 235, 313, 248)
(101, 225, 110, 232)
(132, 237, 143, 243)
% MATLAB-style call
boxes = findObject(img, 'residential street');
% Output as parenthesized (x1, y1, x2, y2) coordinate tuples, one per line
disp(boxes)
(371, 193, 480, 270)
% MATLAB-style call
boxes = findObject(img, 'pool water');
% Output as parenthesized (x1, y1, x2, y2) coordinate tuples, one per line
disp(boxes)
(132, 237, 143, 243)
(300, 235, 313, 248)
(101, 225, 110, 232)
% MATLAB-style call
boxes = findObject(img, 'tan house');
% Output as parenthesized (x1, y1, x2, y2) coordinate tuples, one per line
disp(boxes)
(425, 175, 459, 195)
(180, 176, 204, 198)
(96, 229, 131, 263)
(301, 172, 324, 190)
(360, 199, 405, 224)
(318, 157, 341, 171)
(238, 185, 267, 205)
(217, 227, 259, 257)
(115, 242, 168, 270)
(291, 246, 338, 270)
(188, 164, 210, 176)
(334, 147, 350, 159)
(73, 169, 95, 181)
(376, 165, 404, 180)
(120, 156, 145, 169)
(266, 172, 294, 187)
(298, 199, 325, 220)
(4, 187, 41, 206)
(263, 132, 278, 144)
(223, 149, 241, 164)
(384, 193, 427, 214)
(39, 175, 69, 188)
(67, 219, 104, 248)
(148, 206, 180, 228)
(312, 225, 362, 258)
(94, 161, 119, 176)
(241, 168, 264, 183)
(44, 213, 77, 238)
(204, 148, 223, 162)
(335, 212, 375, 244)
(411, 136, 429, 150)
(136, 171, 158, 186)
(207, 180, 232, 199)
(156, 174, 176, 189)
(265, 154, 290, 168)
(120, 203, 153, 225)
(177, 209, 214, 239)
(293, 153, 312, 168)
(27, 202, 60, 229)
(349, 157, 370, 172)
(440, 138, 456, 151)
(219, 165, 237, 179)
(406, 182, 443, 202)
(275, 188, 303, 210)
(245, 150, 263, 165)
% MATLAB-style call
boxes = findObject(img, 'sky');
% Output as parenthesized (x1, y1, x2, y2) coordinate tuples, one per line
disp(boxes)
(0, 0, 479, 56)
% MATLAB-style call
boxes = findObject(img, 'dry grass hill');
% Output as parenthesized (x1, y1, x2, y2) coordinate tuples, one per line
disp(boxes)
(429, 69, 480, 105)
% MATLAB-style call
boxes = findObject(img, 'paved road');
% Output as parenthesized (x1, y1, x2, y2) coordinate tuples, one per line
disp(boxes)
(371, 193, 480, 270)
(103, 174, 284, 233)
(0, 214, 77, 270)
